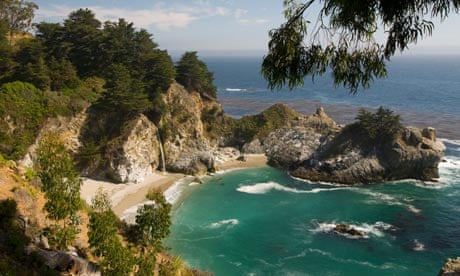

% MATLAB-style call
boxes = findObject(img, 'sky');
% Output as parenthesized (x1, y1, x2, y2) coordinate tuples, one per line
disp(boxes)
(32, 0, 460, 57)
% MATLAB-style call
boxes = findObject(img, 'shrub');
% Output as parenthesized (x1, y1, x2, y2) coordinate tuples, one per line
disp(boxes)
(355, 106, 402, 148)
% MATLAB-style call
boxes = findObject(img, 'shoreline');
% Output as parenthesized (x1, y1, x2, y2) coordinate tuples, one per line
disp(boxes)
(80, 154, 268, 217)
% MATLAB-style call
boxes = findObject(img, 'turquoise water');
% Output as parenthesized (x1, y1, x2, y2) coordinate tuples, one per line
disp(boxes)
(164, 56, 460, 274)
(165, 141, 460, 275)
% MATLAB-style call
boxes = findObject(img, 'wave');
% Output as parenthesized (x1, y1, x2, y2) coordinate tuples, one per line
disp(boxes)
(288, 173, 351, 187)
(164, 177, 194, 204)
(208, 219, 239, 229)
(439, 138, 460, 147)
(310, 220, 397, 239)
(306, 248, 406, 270)
(413, 239, 426, 251)
(439, 157, 460, 170)
(236, 181, 350, 195)
(225, 88, 247, 92)
(357, 189, 421, 213)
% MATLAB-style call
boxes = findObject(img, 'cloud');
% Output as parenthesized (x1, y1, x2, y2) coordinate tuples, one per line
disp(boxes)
(36, 2, 229, 31)
(36, 2, 269, 31)
(234, 8, 268, 25)
(90, 7, 197, 31)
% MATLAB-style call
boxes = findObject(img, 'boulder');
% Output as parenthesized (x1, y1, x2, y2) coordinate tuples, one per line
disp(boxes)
(26, 245, 100, 275)
(333, 224, 365, 238)
(439, 257, 460, 276)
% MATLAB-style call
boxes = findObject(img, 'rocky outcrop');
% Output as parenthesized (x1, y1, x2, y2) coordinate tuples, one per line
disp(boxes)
(266, 108, 445, 184)
(333, 224, 365, 238)
(242, 139, 264, 154)
(20, 109, 87, 168)
(26, 245, 100, 275)
(103, 115, 160, 183)
(439, 257, 460, 276)
(162, 83, 218, 174)
(264, 127, 324, 168)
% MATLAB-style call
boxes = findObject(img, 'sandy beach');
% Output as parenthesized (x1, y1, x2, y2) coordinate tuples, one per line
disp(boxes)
(80, 154, 268, 217)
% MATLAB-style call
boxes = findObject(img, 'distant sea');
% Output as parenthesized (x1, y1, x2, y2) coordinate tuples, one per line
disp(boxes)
(205, 55, 460, 139)
(164, 56, 460, 275)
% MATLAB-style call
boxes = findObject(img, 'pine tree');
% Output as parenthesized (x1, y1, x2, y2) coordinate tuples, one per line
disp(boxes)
(176, 51, 217, 98)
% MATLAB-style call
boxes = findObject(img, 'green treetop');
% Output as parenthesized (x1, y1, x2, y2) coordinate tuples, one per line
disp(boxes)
(0, 0, 38, 45)
(176, 51, 217, 99)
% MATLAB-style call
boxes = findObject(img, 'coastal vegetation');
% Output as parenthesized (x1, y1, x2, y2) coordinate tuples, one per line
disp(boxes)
(0, 135, 202, 275)
(36, 133, 83, 248)
(0, 1, 454, 274)
(262, 0, 460, 92)
(354, 106, 403, 149)
(176, 51, 217, 99)
(0, 5, 215, 166)
(0, 3, 215, 274)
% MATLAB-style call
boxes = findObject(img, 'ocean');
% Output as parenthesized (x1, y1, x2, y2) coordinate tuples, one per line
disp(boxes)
(164, 56, 460, 275)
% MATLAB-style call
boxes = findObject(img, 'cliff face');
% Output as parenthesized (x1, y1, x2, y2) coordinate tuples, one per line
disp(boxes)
(20, 109, 88, 168)
(22, 87, 445, 185)
(161, 84, 218, 174)
(24, 83, 222, 183)
(80, 83, 223, 181)
(103, 115, 160, 183)
(265, 108, 445, 184)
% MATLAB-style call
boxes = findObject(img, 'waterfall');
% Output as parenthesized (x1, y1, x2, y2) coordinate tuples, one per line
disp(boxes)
(157, 129, 166, 174)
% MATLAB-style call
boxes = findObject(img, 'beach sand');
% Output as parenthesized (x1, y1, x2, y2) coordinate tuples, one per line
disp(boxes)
(80, 154, 268, 217)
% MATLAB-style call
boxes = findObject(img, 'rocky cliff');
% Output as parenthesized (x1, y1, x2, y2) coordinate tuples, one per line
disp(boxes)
(160, 84, 219, 174)
(21, 85, 444, 185)
(265, 108, 445, 184)
(20, 109, 88, 168)
(102, 115, 160, 183)
(23, 83, 225, 183)
(439, 257, 460, 276)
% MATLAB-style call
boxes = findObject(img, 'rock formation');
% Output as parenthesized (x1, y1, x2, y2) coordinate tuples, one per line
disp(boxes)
(103, 115, 160, 183)
(26, 245, 100, 276)
(161, 83, 219, 174)
(333, 224, 365, 238)
(265, 107, 445, 184)
(20, 109, 87, 168)
(20, 83, 445, 185)
(439, 257, 460, 276)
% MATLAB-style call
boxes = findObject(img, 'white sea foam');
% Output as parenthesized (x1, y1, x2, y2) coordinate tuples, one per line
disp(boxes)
(413, 181, 447, 190)
(208, 219, 239, 229)
(164, 177, 193, 204)
(413, 239, 426, 251)
(225, 88, 247, 92)
(306, 248, 405, 270)
(288, 174, 349, 187)
(357, 189, 422, 213)
(438, 157, 460, 185)
(310, 220, 397, 239)
(439, 138, 460, 147)
(236, 181, 351, 195)
(439, 157, 460, 170)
